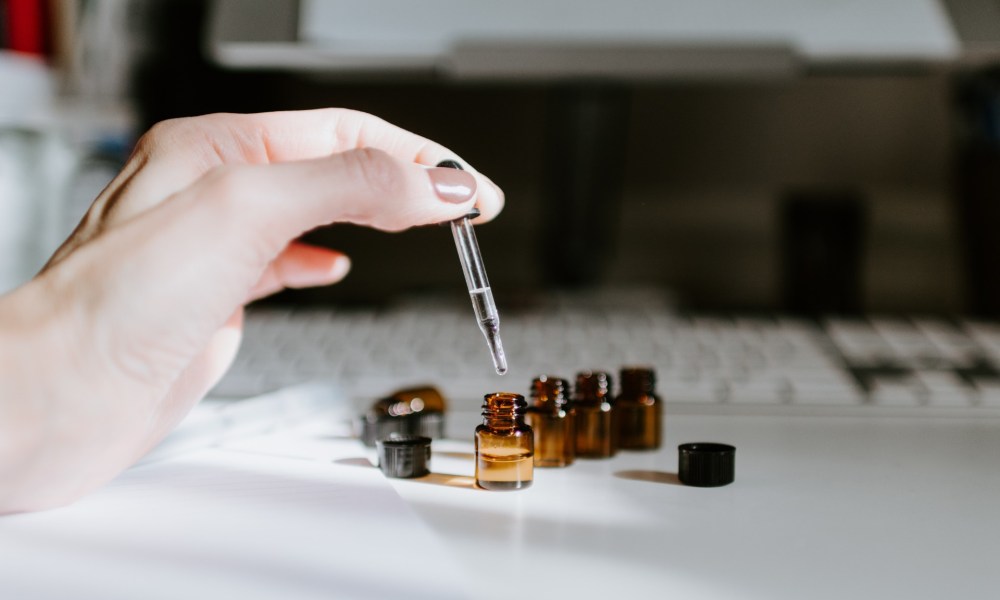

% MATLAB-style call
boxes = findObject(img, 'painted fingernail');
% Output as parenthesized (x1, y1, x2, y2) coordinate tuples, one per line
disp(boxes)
(427, 167, 476, 204)
(329, 255, 352, 281)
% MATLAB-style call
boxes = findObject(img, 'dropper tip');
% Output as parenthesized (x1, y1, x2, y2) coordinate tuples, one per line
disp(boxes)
(485, 327, 508, 376)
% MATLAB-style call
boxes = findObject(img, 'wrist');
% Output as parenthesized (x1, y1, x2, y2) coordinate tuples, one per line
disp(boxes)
(0, 277, 81, 512)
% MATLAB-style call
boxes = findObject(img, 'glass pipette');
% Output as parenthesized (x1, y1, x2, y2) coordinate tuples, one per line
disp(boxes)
(437, 160, 508, 375)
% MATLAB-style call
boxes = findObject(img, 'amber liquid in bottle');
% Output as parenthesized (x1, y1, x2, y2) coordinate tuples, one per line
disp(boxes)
(616, 367, 662, 450)
(574, 371, 616, 459)
(526, 376, 575, 468)
(475, 393, 534, 490)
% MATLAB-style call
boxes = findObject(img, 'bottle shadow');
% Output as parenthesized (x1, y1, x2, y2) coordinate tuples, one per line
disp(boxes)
(332, 457, 477, 490)
(410, 473, 478, 490)
(613, 469, 683, 486)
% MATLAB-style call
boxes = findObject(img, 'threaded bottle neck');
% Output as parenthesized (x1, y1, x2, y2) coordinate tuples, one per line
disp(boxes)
(482, 392, 527, 429)
(620, 367, 656, 395)
(531, 375, 569, 410)
(575, 371, 612, 402)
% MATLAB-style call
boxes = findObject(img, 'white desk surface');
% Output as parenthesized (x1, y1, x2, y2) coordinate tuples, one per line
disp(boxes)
(5, 408, 999, 599)
(403, 410, 1000, 600)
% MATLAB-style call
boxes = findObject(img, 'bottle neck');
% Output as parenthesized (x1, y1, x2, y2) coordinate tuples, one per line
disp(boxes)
(620, 368, 656, 395)
(531, 376, 569, 412)
(575, 371, 612, 402)
(482, 393, 527, 429)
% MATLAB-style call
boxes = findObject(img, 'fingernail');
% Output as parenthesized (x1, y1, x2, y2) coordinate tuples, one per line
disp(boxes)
(427, 167, 476, 204)
(330, 255, 352, 280)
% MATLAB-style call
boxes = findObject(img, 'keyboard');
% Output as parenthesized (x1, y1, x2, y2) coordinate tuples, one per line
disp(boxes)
(213, 304, 1000, 417)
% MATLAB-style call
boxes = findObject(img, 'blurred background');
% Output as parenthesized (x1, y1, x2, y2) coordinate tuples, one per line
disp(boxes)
(4, 0, 1000, 317)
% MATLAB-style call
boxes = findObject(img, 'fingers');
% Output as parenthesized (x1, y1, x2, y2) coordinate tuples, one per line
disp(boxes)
(135, 309, 245, 462)
(48, 148, 481, 364)
(96, 109, 504, 226)
(247, 242, 351, 301)
(40, 146, 482, 396)
(194, 147, 483, 247)
(244, 109, 505, 220)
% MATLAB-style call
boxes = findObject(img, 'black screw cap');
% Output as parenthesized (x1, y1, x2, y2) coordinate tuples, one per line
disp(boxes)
(376, 435, 432, 479)
(678, 443, 736, 487)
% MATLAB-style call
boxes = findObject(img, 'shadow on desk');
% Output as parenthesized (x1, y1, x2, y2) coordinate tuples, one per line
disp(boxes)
(333, 457, 477, 490)
(614, 469, 683, 486)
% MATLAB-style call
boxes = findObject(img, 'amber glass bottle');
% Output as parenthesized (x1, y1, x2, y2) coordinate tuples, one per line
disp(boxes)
(573, 371, 616, 458)
(475, 393, 534, 490)
(616, 367, 662, 450)
(526, 376, 575, 468)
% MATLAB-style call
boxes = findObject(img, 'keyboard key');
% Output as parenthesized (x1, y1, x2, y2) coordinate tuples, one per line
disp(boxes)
(212, 308, 1000, 417)
(915, 371, 975, 407)
(869, 376, 924, 407)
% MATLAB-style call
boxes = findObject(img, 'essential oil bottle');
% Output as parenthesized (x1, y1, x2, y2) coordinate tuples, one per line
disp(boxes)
(573, 371, 616, 458)
(526, 376, 575, 468)
(475, 393, 534, 490)
(616, 367, 663, 450)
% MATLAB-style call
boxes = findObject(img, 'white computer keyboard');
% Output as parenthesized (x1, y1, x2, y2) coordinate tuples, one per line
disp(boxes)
(213, 305, 1000, 417)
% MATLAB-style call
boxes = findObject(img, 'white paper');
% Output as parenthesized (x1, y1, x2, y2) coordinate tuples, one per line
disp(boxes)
(0, 427, 472, 600)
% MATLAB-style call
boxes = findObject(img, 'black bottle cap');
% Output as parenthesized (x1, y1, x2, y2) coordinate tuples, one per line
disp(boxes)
(678, 443, 736, 487)
(376, 435, 432, 479)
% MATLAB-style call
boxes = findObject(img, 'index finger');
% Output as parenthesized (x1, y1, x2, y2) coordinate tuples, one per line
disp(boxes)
(100, 108, 505, 224)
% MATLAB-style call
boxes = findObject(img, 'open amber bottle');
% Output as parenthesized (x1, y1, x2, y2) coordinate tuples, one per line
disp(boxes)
(573, 371, 616, 458)
(475, 393, 534, 490)
(526, 376, 575, 468)
(616, 367, 662, 450)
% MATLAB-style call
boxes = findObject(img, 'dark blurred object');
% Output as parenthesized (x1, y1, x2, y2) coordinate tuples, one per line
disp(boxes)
(542, 85, 630, 286)
(781, 189, 867, 315)
(956, 69, 1000, 317)
(131, 0, 292, 130)
(358, 385, 447, 447)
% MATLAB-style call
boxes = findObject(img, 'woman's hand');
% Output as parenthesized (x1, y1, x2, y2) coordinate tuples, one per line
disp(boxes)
(0, 109, 504, 513)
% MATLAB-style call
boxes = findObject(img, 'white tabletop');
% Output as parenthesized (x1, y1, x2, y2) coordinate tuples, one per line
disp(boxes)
(392, 410, 1000, 600)
(3, 408, 997, 599)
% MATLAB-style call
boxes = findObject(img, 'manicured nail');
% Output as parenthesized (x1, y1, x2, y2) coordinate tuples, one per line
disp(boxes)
(329, 255, 352, 281)
(427, 167, 476, 204)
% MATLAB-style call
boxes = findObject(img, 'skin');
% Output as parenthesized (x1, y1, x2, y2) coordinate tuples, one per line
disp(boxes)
(0, 109, 504, 514)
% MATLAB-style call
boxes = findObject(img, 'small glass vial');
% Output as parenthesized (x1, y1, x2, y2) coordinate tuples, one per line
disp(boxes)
(616, 367, 663, 450)
(475, 393, 534, 491)
(526, 376, 575, 468)
(573, 371, 616, 458)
